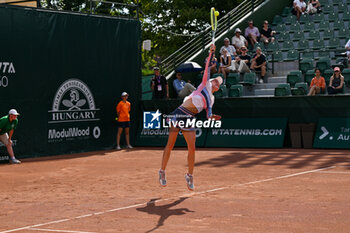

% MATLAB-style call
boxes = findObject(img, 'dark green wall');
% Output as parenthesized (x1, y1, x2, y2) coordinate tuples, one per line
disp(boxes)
(0, 5, 141, 158)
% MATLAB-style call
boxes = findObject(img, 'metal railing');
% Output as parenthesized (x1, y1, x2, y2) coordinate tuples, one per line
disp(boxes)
(160, 0, 266, 78)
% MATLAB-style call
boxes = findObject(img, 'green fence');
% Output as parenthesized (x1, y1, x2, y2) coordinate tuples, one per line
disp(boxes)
(136, 96, 350, 148)
(0, 6, 141, 158)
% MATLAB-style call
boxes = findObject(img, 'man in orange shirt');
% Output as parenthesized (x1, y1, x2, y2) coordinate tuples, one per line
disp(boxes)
(116, 92, 132, 150)
(308, 68, 326, 96)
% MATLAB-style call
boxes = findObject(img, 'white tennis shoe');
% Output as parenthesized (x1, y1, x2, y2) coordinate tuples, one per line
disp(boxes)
(159, 169, 167, 187)
(10, 157, 21, 164)
(185, 173, 194, 191)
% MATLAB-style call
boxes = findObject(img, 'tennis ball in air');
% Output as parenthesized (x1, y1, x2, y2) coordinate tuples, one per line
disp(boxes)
(215, 11, 219, 17)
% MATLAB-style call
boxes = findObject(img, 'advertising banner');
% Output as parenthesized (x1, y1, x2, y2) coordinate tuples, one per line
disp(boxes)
(206, 118, 288, 148)
(313, 118, 350, 149)
(135, 115, 287, 148)
(0, 6, 141, 158)
(135, 110, 209, 147)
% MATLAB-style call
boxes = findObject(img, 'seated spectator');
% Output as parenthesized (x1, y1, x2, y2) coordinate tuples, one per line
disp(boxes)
(292, 0, 307, 20)
(245, 20, 260, 48)
(232, 28, 248, 54)
(260, 20, 276, 45)
(173, 72, 196, 99)
(205, 54, 218, 74)
(308, 68, 326, 96)
(307, 0, 321, 14)
(151, 67, 168, 99)
(345, 38, 350, 68)
(231, 46, 251, 73)
(250, 47, 266, 84)
(219, 48, 232, 82)
(220, 38, 236, 59)
(327, 67, 344, 94)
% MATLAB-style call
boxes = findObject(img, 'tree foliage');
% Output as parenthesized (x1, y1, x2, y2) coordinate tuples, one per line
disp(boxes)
(40, 0, 243, 72)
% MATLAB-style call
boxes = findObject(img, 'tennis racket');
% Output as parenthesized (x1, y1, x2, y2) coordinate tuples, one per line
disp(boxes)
(210, 7, 219, 45)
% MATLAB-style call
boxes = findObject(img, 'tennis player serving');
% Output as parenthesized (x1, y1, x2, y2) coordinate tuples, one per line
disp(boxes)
(159, 44, 222, 191)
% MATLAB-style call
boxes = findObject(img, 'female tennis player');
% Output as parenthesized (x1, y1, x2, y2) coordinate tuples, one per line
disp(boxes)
(159, 44, 222, 191)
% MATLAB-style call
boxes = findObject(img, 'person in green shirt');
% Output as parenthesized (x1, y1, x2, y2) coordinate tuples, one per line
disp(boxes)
(0, 109, 21, 164)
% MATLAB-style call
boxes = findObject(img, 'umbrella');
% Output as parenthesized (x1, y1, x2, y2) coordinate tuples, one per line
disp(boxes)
(175, 62, 203, 73)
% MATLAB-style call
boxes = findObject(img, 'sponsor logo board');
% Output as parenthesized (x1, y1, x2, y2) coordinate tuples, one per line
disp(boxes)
(48, 79, 101, 142)
(0, 62, 16, 88)
(314, 118, 350, 148)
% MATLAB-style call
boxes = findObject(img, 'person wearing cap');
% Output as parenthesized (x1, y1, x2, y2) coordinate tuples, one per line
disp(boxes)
(173, 72, 196, 99)
(159, 44, 222, 191)
(219, 48, 232, 82)
(245, 20, 260, 47)
(231, 28, 248, 54)
(151, 67, 168, 99)
(327, 67, 344, 94)
(260, 20, 276, 45)
(0, 109, 21, 164)
(231, 46, 251, 73)
(116, 92, 133, 150)
(250, 47, 267, 83)
(219, 38, 236, 59)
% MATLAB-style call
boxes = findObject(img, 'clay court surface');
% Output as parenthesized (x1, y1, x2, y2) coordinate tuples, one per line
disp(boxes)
(1, 148, 350, 233)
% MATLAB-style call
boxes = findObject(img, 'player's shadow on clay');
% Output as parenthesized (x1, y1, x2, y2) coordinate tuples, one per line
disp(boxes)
(136, 197, 194, 233)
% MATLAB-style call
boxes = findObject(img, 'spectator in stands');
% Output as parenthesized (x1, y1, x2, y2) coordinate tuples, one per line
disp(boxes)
(327, 67, 344, 94)
(308, 68, 326, 96)
(151, 67, 168, 99)
(292, 0, 307, 20)
(232, 28, 248, 54)
(219, 48, 232, 82)
(306, 0, 321, 14)
(345, 38, 350, 68)
(205, 53, 218, 74)
(173, 72, 196, 99)
(260, 20, 276, 45)
(250, 47, 266, 83)
(245, 20, 260, 48)
(0, 109, 21, 164)
(116, 92, 133, 150)
(231, 46, 251, 73)
(220, 38, 236, 59)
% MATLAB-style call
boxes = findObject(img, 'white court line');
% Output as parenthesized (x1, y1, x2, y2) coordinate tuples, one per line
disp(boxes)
(318, 171, 350, 174)
(28, 228, 96, 233)
(0, 166, 335, 233)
